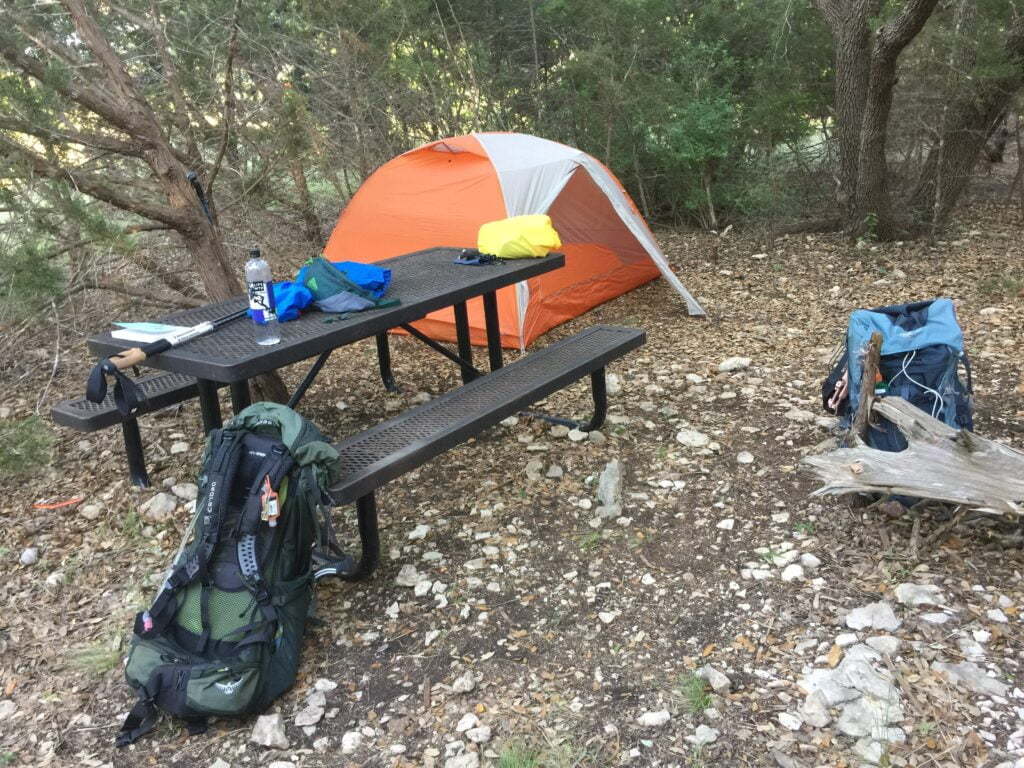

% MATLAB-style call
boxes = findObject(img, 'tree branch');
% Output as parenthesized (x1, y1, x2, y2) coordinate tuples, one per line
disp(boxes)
(0, 117, 145, 158)
(0, 28, 139, 138)
(876, 0, 940, 63)
(1, 135, 189, 229)
(66, 277, 203, 308)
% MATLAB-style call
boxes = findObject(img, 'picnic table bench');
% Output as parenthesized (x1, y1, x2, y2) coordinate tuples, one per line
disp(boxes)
(314, 325, 645, 580)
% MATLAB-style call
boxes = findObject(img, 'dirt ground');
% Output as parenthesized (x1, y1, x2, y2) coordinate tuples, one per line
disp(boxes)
(1, 193, 1023, 768)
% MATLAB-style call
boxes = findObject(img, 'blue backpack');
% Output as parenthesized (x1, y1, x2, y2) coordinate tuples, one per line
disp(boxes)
(822, 298, 973, 452)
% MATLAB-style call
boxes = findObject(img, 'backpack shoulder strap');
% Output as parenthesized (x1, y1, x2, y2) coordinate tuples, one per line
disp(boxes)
(134, 430, 244, 639)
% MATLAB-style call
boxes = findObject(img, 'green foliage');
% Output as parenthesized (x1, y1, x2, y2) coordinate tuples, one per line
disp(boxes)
(0, 416, 54, 476)
(499, 744, 540, 768)
(0, 237, 64, 321)
(677, 673, 711, 714)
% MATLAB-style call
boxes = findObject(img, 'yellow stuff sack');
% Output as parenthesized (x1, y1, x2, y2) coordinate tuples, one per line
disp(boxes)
(477, 214, 561, 259)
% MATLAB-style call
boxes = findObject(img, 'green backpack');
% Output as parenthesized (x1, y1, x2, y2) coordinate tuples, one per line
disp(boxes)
(117, 403, 339, 746)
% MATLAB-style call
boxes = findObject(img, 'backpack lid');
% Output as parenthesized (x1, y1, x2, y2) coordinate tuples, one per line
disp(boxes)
(846, 298, 964, 416)
(225, 402, 339, 482)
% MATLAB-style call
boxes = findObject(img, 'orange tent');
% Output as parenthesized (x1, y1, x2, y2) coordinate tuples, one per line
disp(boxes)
(323, 132, 704, 349)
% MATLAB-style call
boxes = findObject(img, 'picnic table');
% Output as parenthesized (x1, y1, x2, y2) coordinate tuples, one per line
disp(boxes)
(55, 245, 645, 579)
(87, 247, 565, 428)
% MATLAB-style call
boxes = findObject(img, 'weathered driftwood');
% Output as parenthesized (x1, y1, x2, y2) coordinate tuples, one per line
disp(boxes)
(804, 396, 1024, 518)
(849, 331, 882, 446)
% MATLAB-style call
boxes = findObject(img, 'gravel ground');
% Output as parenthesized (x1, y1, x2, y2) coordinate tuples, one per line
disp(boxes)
(1, 199, 1022, 768)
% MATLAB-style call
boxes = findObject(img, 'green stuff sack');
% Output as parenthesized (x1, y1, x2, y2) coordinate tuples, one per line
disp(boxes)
(117, 403, 339, 746)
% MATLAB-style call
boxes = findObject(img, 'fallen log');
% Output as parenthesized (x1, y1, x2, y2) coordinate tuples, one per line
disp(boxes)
(803, 396, 1024, 518)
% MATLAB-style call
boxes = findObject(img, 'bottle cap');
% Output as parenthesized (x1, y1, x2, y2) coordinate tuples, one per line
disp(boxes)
(249, 245, 261, 258)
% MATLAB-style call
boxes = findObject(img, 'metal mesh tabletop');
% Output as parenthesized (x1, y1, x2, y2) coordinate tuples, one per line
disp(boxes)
(87, 248, 564, 382)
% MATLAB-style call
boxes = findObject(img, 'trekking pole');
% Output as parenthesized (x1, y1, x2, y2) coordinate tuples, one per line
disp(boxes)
(86, 308, 248, 415)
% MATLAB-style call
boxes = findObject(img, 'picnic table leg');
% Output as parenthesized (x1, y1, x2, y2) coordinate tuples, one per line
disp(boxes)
(453, 301, 476, 383)
(312, 493, 380, 582)
(196, 379, 222, 433)
(120, 417, 150, 488)
(287, 350, 332, 409)
(578, 368, 608, 432)
(483, 290, 503, 371)
(376, 333, 398, 392)
(230, 380, 251, 413)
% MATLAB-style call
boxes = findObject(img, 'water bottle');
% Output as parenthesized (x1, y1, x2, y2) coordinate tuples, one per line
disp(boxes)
(245, 246, 281, 345)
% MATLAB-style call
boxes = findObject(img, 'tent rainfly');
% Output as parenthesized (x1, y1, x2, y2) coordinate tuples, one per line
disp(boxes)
(323, 132, 705, 349)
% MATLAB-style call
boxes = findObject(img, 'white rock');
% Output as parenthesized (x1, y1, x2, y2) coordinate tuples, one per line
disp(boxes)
(846, 601, 902, 632)
(546, 464, 564, 479)
(500, 416, 518, 427)
(567, 428, 587, 442)
(314, 678, 337, 692)
(800, 691, 831, 728)
(852, 737, 884, 765)
(894, 582, 945, 607)
(141, 492, 178, 523)
(596, 460, 622, 515)
(778, 712, 803, 731)
(718, 357, 751, 372)
(250, 714, 289, 749)
(0, 700, 17, 720)
(736, 451, 754, 465)
(598, 611, 617, 624)
(414, 580, 433, 597)
(716, 518, 734, 530)
(784, 408, 816, 423)
(865, 636, 900, 656)
(466, 725, 491, 744)
(696, 665, 731, 694)
(395, 564, 425, 587)
(687, 725, 719, 745)
(170, 441, 189, 454)
(170, 482, 198, 501)
(455, 713, 479, 732)
(341, 730, 362, 755)
(19, 547, 39, 566)
(800, 553, 821, 570)
(835, 633, 859, 647)
(837, 694, 903, 738)
(641, 573, 656, 586)
(210, 759, 231, 768)
(588, 430, 606, 444)
(294, 702, 324, 727)
(932, 660, 1009, 696)
(452, 671, 476, 694)
(637, 710, 671, 727)
(987, 608, 1009, 623)
(267, 762, 294, 768)
(781, 564, 805, 582)
(80, 503, 102, 520)
(921, 611, 952, 625)
(408, 524, 430, 540)
(676, 428, 711, 448)
(685, 374, 704, 384)
(444, 754, 480, 768)
(425, 629, 441, 647)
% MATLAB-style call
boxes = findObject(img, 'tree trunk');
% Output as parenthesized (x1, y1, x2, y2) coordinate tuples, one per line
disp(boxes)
(909, 17, 1024, 228)
(815, 0, 939, 238)
(829, 4, 874, 217)
(289, 157, 324, 250)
